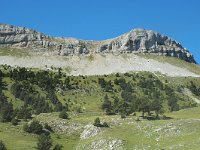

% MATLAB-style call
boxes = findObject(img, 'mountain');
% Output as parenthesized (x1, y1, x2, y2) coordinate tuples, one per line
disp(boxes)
(1, 23, 200, 150)
(0, 23, 196, 63)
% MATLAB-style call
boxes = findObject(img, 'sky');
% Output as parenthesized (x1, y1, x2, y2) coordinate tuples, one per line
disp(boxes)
(1, 0, 200, 63)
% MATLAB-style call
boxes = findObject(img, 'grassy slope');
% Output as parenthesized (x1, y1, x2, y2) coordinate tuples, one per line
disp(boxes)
(137, 54, 200, 75)
(0, 48, 30, 57)
(0, 55, 200, 149)
(0, 106, 200, 150)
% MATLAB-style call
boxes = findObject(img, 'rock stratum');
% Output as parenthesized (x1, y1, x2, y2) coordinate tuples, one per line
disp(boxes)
(0, 23, 196, 63)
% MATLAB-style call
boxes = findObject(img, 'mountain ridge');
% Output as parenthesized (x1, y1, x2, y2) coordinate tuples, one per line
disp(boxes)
(0, 23, 196, 63)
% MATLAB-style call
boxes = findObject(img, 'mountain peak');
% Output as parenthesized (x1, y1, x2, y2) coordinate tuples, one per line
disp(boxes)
(0, 23, 196, 63)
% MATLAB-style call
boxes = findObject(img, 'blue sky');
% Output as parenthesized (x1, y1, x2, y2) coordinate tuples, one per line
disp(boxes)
(1, 0, 200, 63)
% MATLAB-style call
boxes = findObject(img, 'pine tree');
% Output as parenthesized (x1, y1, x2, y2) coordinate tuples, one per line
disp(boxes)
(93, 117, 101, 127)
(0, 140, 7, 150)
(53, 144, 63, 150)
(36, 134, 52, 150)
(59, 110, 69, 119)
(101, 94, 112, 115)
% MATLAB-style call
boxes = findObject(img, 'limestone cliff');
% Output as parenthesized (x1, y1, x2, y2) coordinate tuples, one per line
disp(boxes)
(0, 23, 196, 63)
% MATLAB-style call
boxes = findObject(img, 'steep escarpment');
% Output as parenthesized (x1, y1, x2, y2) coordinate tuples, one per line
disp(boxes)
(98, 29, 195, 63)
(0, 23, 196, 63)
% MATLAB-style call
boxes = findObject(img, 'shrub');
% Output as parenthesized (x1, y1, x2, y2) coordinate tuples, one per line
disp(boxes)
(93, 118, 109, 127)
(36, 134, 52, 150)
(23, 120, 43, 134)
(120, 112, 126, 119)
(59, 111, 69, 119)
(93, 117, 101, 127)
(102, 122, 109, 127)
(44, 123, 53, 132)
(23, 123, 30, 132)
(0, 140, 7, 150)
(11, 118, 19, 126)
(53, 144, 63, 150)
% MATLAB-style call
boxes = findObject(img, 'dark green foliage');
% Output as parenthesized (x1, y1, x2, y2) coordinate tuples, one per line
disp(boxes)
(23, 120, 43, 134)
(0, 140, 7, 150)
(98, 78, 113, 92)
(11, 118, 19, 126)
(0, 94, 13, 122)
(1, 65, 198, 123)
(54, 103, 65, 112)
(23, 123, 29, 132)
(101, 73, 184, 118)
(120, 111, 126, 119)
(16, 106, 32, 119)
(59, 110, 69, 119)
(101, 94, 113, 115)
(93, 117, 101, 127)
(168, 93, 179, 111)
(188, 81, 200, 96)
(11, 82, 53, 114)
(93, 117, 109, 127)
(36, 134, 52, 150)
(53, 144, 63, 150)
(44, 123, 53, 132)
(102, 122, 109, 127)
(47, 91, 60, 105)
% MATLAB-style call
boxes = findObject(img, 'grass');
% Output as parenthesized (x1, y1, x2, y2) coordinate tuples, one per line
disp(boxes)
(137, 54, 200, 75)
(0, 123, 37, 150)
(76, 107, 200, 150)
(1, 106, 200, 149)
(1, 65, 200, 149)
(0, 48, 31, 57)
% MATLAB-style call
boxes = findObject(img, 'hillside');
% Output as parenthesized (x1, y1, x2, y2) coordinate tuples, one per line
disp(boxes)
(0, 65, 200, 149)
(0, 23, 200, 150)
(0, 24, 199, 78)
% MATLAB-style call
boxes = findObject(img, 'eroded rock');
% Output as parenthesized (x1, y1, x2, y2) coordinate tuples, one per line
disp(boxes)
(0, 23, 196, 63)
(80, 124, 101, 139)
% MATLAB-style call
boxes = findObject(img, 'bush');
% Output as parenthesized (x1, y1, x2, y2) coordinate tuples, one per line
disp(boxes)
(59, 111, 69, 119)
(0, 140, 7, 150)
(23, 120, 43, 134)
(102, 122, 109, 127)
(93, 118, 109, 127)
(11, 118, 19, 126)
(44, 123, 53, 132)
(16, 106, 32, 119)
(120, 111, 126, 119)
(53, 144, 63, 150)
(36, 134, 52, 150)
(23, 123, 29, 131)
(0, 102, 13, 122)
(93, 117, 101, 127)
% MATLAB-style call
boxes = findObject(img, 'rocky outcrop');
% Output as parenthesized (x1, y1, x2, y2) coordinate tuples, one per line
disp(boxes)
(97, 29, 195, 63)
(76, 137, 124, 150)
(0, 23, 196, 63)
(80, 124, 102, 139)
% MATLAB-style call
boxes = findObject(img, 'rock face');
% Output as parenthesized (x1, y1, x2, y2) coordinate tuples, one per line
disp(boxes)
(76, 137, 124, 150)
(80, 124, 102, 139)
(0, 23, 196, 63)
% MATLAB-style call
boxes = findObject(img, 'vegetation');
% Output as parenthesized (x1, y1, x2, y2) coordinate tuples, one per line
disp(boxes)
(59, 110, 69, 119)
(0, 140, 7, 150)
(93, 117, 109, 127)
(53, 144, 63, 150)
(11, 118, 19, 126)
(93, 117, 101, 127)
(0, 64, 200, 149)
(23, 120, 43, 134)
(36, 134, 52, 150)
